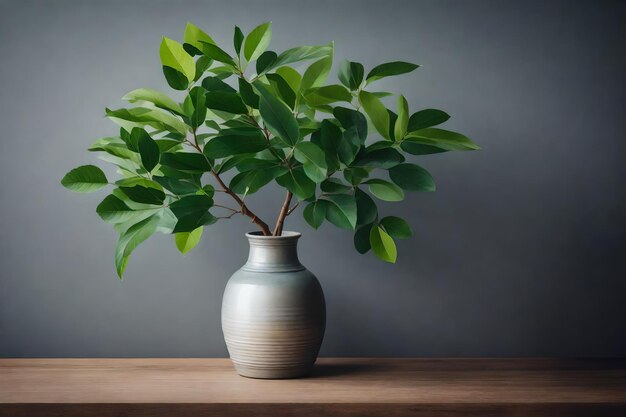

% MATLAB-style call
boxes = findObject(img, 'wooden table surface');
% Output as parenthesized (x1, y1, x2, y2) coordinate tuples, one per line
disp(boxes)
(1, 358, 625, 416)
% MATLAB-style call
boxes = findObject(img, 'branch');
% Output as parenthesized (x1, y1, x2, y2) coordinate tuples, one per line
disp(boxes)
(287, 200, 300, 215)
(273, 191, 293, 236)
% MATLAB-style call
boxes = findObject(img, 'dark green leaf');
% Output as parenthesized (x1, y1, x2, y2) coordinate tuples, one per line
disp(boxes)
(338, 60, 364, 90)
(61, 165, 108, 193)
(333, 106, 367, 144)
(153, 176, 199, 195)
(203, 132, 267, 159)
(303, 200, 329, 229)
(137, 131, 160, 172)
(354, 223, 373, 254)
(380, 216, 412, 239)
(322, 193, 357, 229)
(199, 41, 236, 66)
(97, 194, 157, 223)
(194, 56, 213, 81)
(321, 178, 352, 193)
(352, 147, 404, 169)
(163, 66, 188, 90)
(188, 86, 207, 129)
(266, 73, 296, 109)
(201, 76, 236, 93)
(256, 51, 277, 74)
(400, 141, 448, 155)
(230, 167, 286, 195)
(205, 91, 248, 114)
(170, 194, 213, 218)
(233, 26, 244, 55)
(338, 126, 360, 165)
(238, 78, 259, 108)
(254, 82, 300, 145)
(355, 188, 377, 225)
(304, 84, 352, 106)
(160, 152, 211, 173)
(343, 167, 369, 185)
(366, 61, 419, 83)
(173, 210, 216, 233)
(407, 109, 450, 132)
(389, 163, 435, 191)
(404, 128, 479, 151)
(119, 185, 165, 205)
(276, 168, 315, 199)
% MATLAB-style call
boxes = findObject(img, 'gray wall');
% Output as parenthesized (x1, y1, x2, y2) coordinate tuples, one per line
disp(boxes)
(1, 0, 625, 358)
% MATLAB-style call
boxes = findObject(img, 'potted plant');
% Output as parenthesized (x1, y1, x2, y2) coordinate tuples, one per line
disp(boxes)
(61, 22, 478, 378)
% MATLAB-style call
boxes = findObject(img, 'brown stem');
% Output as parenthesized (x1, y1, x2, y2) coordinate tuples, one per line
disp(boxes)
(273, 191, 293, 236)
(187, 130, 272, 236)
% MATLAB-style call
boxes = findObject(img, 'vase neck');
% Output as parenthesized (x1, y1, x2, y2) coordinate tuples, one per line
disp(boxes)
(243, 231, 303, 272)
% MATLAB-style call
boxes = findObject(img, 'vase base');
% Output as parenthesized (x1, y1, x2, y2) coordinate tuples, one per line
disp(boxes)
(233, 363, 314, 379)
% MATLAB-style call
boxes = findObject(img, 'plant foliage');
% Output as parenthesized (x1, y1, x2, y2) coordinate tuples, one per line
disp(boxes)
(61, 22, 478, 277)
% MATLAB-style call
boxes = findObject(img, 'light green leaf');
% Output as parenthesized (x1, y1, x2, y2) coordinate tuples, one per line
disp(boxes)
(365, 179, 405, 202)
(184, 22, 215, 55)
(366, 61, 419, 83)
(380, 216, 412, 239)
(160, 37, 195, 82)
(394, 95, 409, 141)
(271, 43, 333, 69)
(244, 22, 272, 62)
(115, 215, 160, 278)
(122, 88, 183, 115)
(303, 200, 329, 229)
(322, 193, 357, 229)
(304, 84, 352, 106)
(175, 226, 203, 254)
(275, 67, 301, 92)
(389, 163, 435, 191)
(369, 224, 397, 263)
(294, 142, 328, 183)
(358, 90, 390, 139)
(61, 165, 108, 193)
(105, 107, 188, 136)
(404, 128, 479, 151)
(300, 55, 333, 92)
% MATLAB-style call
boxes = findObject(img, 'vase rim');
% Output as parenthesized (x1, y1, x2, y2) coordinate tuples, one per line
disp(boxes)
(246, 231, 301, 239)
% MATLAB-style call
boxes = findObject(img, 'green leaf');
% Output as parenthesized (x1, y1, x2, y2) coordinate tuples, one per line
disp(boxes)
(115, 215, 160, 278)
(394, 95, 409, 141)
(202, 76, 236, 93)
(119, 185, 165, 205)
(105, 107, 187, 136)
(160, 152, 211, 173)
(366, 61, 419, 83)
(355, 188, 377, 225)
(354, 223, 373, 254)
(160, 37, 195, 82)
(254, 82, 300, 145)
(304, 84, 352, 106)
(230, 167, 285, 195)
(352, 147, 404, 169)
(365, 179, 405, 202)
(233, 26, 244, 56)
(294, 142, 328, 183)
(162, 66, 189, 90)
(321, 178, 352, 193)
(122, 88, 183, 115)
(400, 141, 448, 155)
(244, 22, 272, 62)
(314, 120, 341, 171)
(404, 128, 479, 151)
(275, 66, 302, 92)
(194, 56, 213, 81)
(389, 163, 435, 191)
(169, 194, 215, 233)
(96, 194, 156, 223)
(359, 90, 390, 139)
(369, 224, 397, 263)
(380, 216, 412, 239)
(271, 43, 333, 69)
(199, 42, 237, 66)
(153, 176, 200, 195)
(338, 126, 360, 165)
(333, 106, 367, 144)
(205, 91, 248, 114)
(256, 51, 277, 74)
(203, 132, 267, 159)
(322, 193, 357, 229)
(61, 165, 108, 193)
(184, 22, 215, 55)
(175, 226, 203, 254)
(137, 131, 160, 172)
(344, 167, 369, 185)
(300, 55, 333, 92)
(238, 78, 259, 108)
(187, 86, 207, 129)
(266, 73, 296, 109)
(338, 60, 364, 90)
(407, 109, 450, 132)
(303, 200, 328, 229)
(276, 168, 315, 199)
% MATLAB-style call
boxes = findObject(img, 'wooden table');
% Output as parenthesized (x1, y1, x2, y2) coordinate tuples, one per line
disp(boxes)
(1, 358, 625, 416)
